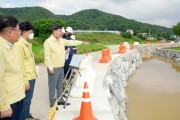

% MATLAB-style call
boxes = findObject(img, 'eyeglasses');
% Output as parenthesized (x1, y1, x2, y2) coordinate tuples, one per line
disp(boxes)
(10, 29, 22, 34)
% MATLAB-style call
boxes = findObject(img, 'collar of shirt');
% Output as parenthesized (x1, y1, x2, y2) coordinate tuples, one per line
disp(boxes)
(59, 37, 64, 41)
(50, 35, 59, 42)
(6, 40, 12, 47)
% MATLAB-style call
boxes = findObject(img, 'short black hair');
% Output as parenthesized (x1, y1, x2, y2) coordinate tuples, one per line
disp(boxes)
(0, 16, 19, 32)
(51, 24, 62, 33)
(19, 21, 33, 32)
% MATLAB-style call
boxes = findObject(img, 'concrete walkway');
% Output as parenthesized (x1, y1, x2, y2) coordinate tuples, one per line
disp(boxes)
(30, 45, 119, 120)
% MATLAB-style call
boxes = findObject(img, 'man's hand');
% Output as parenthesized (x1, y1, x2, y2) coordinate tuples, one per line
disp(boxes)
(49, 69, 55, 75)
(25, 82, 30, 91)
(73, 48, 79, 50)
(0, 107, 13, 118)
(82, 42, 90, 45)
(65, 50, 70, 53)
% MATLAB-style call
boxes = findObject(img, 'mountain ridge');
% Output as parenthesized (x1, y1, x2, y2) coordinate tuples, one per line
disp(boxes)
(0, 6, 171, 34)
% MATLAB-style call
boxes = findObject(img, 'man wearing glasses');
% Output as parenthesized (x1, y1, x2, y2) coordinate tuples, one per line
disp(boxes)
(0, 16, 25, 120)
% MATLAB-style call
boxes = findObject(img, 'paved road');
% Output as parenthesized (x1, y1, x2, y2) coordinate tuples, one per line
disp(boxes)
(30, 63, 50, 119)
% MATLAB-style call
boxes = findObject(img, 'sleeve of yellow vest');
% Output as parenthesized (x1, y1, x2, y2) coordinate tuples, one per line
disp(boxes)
(44, 42, 53, 71)
(14, 43, 28, 84)
(0, 53, 10, 112)
(64, 39, 82, 46)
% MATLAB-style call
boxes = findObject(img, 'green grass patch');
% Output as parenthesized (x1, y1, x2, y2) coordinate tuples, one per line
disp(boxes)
(167, 47, 180, 51)
(32, 44, 44, 63)
(30, 38, 44, 63)
(77, 43, 107, 54)
(75, 32, 150, 45)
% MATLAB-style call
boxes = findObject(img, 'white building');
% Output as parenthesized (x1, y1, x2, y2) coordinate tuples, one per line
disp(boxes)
(126, 29, 134, 35)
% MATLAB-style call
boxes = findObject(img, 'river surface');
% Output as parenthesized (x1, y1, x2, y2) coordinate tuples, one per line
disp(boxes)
(126, 58, 180, 120)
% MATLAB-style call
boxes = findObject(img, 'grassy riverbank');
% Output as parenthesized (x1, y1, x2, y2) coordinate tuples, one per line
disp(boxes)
(167, 47, 180, 51)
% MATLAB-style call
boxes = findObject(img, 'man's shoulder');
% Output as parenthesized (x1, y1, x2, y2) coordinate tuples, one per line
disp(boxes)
(0, 48, 3, 59)
(0, 42, 5, 51)
(45, 36, 54, 42)
(14, 41, 24, 46)
(13, 41, 26, 50)
(0, 44, 3, 52)
(44, 37, 51, 44)
(0, 43, 7, 58)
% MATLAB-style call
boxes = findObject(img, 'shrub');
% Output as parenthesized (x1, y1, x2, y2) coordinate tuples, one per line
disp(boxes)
(33, 18, 65, 40)
(121, 32, 132, 38)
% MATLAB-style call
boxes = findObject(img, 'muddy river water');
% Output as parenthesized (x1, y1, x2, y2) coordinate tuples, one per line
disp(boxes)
(126, 58, 180, 120)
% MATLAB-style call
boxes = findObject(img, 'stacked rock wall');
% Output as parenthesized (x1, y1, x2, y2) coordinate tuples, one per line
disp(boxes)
(154, 49, 180, 63)
(135, 43, 180, 58)
(103, 50, 142, 120)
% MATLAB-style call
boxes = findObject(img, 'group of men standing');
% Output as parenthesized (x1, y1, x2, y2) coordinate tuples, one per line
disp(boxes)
(0, 16, 89, 120)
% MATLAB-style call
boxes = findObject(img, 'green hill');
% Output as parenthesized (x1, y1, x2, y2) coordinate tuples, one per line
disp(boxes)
(0, 6, 55, 22)
(0, 6, 171, 34)
(58, 9, 171, 34)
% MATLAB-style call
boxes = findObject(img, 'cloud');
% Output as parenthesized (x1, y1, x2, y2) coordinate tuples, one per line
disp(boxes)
(37, 0, 180, 27)
(39, 0, 106, 15)
(0, 0, 179, 27)
(106, 0, 135, 3)
(0, 0, 16, 8)
(1, 3, 15, 8)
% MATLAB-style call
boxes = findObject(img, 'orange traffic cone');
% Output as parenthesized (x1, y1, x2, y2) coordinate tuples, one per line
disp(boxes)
(155, 42, 160, 44)
(73, 82, 97, 120)
(118, 45, 126, 54)
(99, 49, 110, 63)
(107, 48, 112, 60)
(146, 42, 151, 44)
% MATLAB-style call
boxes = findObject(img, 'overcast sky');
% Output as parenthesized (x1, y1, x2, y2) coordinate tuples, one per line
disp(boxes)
(0, 0, 180, 28)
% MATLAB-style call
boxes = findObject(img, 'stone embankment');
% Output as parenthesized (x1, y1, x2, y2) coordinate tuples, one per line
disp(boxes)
(103, 50, 142, 120)
(154, 48, 180, 63)
(135, 43, 180, 63)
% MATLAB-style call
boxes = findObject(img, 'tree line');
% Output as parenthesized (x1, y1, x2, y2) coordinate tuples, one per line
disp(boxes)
(1, 7, 179, 39)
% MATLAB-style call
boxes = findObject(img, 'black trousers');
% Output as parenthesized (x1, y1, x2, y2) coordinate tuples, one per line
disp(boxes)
(0, 100, 23, 120)
(64, 56, 72, 79)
